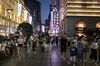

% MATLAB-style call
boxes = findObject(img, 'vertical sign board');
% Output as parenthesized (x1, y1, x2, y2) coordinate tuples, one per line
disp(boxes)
(18, 3, 22, 16)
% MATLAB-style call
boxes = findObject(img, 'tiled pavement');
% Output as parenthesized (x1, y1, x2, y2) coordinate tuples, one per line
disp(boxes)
(0, 43, 100, 66)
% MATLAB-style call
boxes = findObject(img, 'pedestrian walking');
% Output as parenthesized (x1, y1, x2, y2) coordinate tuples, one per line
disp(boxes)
(55, 36, 58, 48)
(90, 38, 98, 65)
(32, 37, 37, 54)
(97, 36, 100, 62)
(82, 36, 89, 66)
(76, 36, 84, 66)
(17, 35, 24, 56)
(27, 39, 32, 56)
(60, 35, 68, 60)
(68, 42, 77, 66)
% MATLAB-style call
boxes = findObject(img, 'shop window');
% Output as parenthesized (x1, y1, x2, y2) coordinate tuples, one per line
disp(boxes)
(5, 21, 8, 26)
(0, 18, 3, 25)
(5, 9, 7, 17)
(76, 32, 86, 37)
(7, 21, 9, 27)
(2, 20, 5, 26)
(76, 21, 86, 28)
(96, 22, 100, 28)
(0, 4, 1, 14)
(13, 13, 15, 20)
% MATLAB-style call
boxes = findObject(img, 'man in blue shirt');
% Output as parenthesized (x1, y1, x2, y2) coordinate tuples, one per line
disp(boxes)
(69, 42, 77, 66)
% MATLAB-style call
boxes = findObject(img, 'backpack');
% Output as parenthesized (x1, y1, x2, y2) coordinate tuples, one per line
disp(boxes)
(77, 40, 84, 48)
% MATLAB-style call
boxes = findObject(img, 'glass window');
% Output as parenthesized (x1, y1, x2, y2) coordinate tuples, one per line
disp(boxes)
(0, 18, 3, 25)
(0, 4, 1, 14)
(2, 20, 5, 26)
(5, 8, 7, 17)
(76, 21, 86, 28)
(7, 21, 9, 26)
(96, 22, 100, 28)
(5, 21, 8, 26)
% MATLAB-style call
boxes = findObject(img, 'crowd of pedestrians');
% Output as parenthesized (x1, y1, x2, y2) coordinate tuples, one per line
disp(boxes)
(58, 35, 100, 66)
(0, 35, 14, 60)
(0, 32, 100, 66)
(0, 33, 49, 61)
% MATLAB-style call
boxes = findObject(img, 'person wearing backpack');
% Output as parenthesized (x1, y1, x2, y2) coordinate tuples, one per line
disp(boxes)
(76, 36, 84, 66)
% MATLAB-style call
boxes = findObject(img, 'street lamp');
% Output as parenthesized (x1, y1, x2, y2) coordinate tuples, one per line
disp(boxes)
(7, 8, 13, 34)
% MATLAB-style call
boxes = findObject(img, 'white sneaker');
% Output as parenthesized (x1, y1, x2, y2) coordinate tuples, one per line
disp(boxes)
(63, 57, 66, 60)
(95, 63, 98, 66)
(73, 64, 76, 66)
(68, 61, 70, 64)
(61, 56, 65, 60)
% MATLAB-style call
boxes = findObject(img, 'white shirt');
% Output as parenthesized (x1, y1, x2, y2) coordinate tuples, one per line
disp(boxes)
(17, 38, 24, 44)
(90, 42, 98, 49)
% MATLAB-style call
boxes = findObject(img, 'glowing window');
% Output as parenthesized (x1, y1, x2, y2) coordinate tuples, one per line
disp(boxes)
(76, 21, 86, 28)
(77, 33, 85, 37)
(0, 4, 1, 14)
(96, 22, 100, 28)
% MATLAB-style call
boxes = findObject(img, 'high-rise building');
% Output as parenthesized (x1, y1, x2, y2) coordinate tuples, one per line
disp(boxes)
(60, 0, 100, 36)
(24, 0, 41, 32)
(45, 19, 49, 33)
(49, 0, 60, 36)
(0, 0, 31, 35)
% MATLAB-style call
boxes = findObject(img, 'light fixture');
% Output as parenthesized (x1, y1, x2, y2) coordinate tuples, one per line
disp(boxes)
(7, 8, 13, 13)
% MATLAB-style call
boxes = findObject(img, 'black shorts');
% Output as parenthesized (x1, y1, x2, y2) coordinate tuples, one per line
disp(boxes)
(61, 47, 66, 53)
(90, 49, 97, 60)
(18, 44, 23, 47)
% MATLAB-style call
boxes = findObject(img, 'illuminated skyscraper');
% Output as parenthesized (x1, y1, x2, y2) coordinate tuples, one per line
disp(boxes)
(49, 0, 60, 36)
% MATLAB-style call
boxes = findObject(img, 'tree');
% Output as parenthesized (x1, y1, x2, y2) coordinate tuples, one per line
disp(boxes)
(17, 22, 33, 41)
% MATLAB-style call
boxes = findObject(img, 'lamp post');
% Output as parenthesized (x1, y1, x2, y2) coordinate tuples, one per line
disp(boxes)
(7, 8, 13, 34)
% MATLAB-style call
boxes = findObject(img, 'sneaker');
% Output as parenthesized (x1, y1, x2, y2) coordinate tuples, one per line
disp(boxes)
(95, 63, 98, 66)
(73, 64, 76, 66)
(61, 56, 65, 60)
(34, 51, 37, 55)
(68, 61, 70, 64)
(62, 57, 66, 61)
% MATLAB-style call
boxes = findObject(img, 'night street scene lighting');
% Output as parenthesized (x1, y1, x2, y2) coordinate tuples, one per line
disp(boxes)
(0, 0, 100, 66)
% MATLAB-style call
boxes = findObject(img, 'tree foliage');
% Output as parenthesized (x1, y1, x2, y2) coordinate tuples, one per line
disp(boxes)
(17, 22, 33, 39)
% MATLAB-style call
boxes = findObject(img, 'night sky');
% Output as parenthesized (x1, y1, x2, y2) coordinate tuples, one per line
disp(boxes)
(38, 0, 50, 24)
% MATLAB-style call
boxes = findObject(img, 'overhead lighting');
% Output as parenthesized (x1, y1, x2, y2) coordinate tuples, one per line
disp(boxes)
(7, 8, 13, 13)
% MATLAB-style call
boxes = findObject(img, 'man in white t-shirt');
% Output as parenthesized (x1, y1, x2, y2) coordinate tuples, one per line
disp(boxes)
(97, 37, 100, 62)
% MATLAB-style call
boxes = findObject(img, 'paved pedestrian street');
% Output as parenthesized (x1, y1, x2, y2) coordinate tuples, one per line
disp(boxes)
(0, 44, 100, 66)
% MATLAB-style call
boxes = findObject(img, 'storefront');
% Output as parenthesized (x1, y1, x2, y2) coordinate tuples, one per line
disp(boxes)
(75, 20, 86, 36)
(96, 22, 100, 36)
(0, 0, 31, 35)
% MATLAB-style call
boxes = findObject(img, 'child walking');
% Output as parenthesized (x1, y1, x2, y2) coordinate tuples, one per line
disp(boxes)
(68, 42, 77, 66)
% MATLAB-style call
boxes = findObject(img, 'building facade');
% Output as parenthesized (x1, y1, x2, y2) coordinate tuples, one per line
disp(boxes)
(0, 0, 31, 35)
(60, 0, 100, 36)
(24, 0, 41, 32)
(49, 0, 60, 36)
